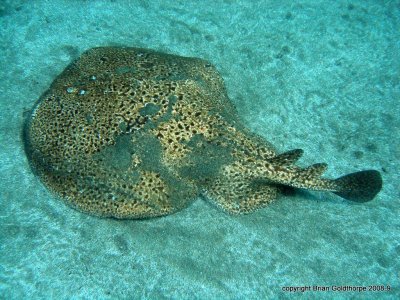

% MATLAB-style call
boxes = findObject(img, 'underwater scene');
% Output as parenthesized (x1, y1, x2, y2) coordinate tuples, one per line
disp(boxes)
(1, 0, 399, 298)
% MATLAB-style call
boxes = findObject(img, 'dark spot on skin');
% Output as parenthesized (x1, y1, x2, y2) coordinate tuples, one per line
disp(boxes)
(139, 103, 160, 117)
(141, 62, 154, 68)
(85, 114, 94, 125)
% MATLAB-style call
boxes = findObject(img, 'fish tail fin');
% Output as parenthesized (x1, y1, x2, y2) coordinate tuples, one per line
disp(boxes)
(333, 170, 382, 202)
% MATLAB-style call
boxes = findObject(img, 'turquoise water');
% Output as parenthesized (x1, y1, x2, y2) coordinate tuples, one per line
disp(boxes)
(1, 0, 399, 298)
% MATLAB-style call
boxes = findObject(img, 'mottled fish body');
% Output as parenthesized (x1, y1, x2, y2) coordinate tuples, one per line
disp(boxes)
(24, 47, 382, 218)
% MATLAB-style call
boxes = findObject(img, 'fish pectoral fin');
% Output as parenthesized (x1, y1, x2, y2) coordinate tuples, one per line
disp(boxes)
(333, 170, 382, 202)
(267, 149, 303, 166)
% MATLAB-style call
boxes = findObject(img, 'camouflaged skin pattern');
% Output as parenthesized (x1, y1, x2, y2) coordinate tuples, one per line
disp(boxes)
(25, 47, 281, 218)
(24, 47, 381, 219)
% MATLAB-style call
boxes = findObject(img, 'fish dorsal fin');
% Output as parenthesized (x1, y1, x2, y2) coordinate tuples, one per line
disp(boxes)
(267, 149, 303, 166)
(304, 163, 328, 177)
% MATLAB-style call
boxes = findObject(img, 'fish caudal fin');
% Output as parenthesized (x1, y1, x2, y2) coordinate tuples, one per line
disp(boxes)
(333, 170, 382, 202)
